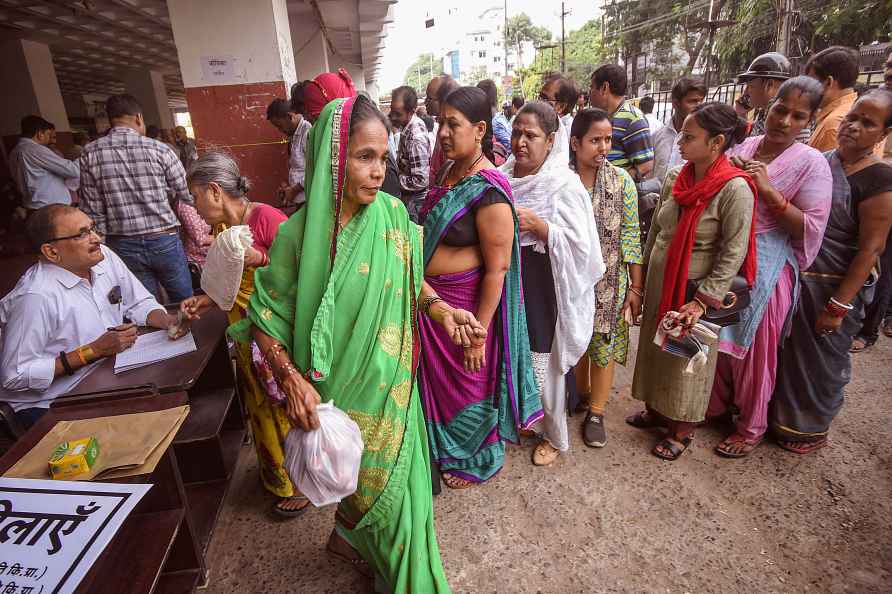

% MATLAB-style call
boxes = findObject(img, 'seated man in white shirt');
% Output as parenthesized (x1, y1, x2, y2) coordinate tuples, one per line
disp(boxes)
(0, 205, 185, 428)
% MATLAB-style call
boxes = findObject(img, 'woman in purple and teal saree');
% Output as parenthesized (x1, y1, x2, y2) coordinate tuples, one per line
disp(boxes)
(232, 95, 460, 592)
(418, 87, 541, 489)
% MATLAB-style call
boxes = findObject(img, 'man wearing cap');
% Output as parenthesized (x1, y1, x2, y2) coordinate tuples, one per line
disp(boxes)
(737, 52, 811, 143)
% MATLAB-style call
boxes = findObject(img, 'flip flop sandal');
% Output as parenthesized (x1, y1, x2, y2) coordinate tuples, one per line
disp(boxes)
(715, 434, 763, 458)
(652, 436, 693, 461)
(272, 495, 311, 519)
(532, 442, 560, 466)
(441, 472, 475, 490)
(849, 338, 872, 353)
(778, 437, 828, 455)
(882, 319, 892, 338)
(626, 410, 665, 430)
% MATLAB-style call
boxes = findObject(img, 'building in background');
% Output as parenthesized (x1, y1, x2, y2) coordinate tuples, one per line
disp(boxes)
(424, 4, 534, 89)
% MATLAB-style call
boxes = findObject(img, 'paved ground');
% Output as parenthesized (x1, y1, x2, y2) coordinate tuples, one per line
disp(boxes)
(204, 330, 892, 593)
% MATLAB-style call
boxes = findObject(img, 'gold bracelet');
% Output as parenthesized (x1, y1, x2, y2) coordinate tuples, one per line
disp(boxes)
(693, 297, 709, 314)
(78, 345, 96, 364)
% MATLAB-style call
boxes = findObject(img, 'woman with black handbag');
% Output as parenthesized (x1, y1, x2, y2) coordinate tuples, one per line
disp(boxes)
(627, 102, 757, 461)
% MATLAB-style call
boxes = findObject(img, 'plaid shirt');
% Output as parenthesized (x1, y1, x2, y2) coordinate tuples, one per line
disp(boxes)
(397, 114, 431, 201)
(78, 127, 191, 236)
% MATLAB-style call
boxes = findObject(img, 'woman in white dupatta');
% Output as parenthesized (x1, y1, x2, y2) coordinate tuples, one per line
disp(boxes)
(500, 101, 605, 465)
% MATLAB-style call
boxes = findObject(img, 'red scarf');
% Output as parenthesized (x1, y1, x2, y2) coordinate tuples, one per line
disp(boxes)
(657, 154, 758, 319)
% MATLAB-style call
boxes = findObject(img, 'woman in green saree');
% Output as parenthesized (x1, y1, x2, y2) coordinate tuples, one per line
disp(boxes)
(232, 95, 475, 592)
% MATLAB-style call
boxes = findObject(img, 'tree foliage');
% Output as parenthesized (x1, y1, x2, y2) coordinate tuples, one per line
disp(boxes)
(505, 13, 552, 70)
(514, 18, 609, 99)
(403, 53, 443, 94)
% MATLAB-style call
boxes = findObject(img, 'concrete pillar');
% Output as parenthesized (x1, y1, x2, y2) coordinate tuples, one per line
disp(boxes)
(168, 0, 297, 203)
(292, 19, 329, 80)
(345, 65, 367, 93)
(0, 39, 70, 147)
(122, 69, 175, 130)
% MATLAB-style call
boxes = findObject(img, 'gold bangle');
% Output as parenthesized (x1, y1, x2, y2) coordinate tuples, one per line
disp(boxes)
(74, 348, 87, 366)
(79, 345, 96, 364)
(693, 297, 708, 314)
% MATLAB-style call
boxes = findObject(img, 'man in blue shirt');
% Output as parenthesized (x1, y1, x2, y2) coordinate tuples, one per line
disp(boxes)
(8, 116, 80, 213)
(477, 79, 512, 156)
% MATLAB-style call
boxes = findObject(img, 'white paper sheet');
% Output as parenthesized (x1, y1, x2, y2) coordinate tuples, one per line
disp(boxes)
(113, 330, 197, 374)
(0, 477, 151, 594)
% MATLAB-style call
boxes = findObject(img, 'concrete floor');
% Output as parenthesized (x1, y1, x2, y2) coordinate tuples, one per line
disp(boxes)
(204, 330, 892, 593)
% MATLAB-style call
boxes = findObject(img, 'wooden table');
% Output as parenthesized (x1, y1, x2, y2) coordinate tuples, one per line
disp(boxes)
(0, 392, 203, 594)
(5, 308, 249, 593)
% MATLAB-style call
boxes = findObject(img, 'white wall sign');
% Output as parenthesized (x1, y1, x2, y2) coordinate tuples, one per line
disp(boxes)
(0, 478, 150, 594)
(201, 55, 237, 83)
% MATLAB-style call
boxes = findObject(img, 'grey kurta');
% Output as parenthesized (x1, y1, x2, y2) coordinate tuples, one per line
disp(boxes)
(632, 168, 755, 422)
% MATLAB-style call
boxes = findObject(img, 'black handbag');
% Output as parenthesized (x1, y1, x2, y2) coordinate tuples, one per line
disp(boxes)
(685, 276, 750, 327)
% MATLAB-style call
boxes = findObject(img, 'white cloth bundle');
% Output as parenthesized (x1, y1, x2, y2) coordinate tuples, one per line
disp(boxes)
(200, 225, 253, 312)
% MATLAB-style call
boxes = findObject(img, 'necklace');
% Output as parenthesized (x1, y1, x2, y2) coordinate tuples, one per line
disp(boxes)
(839, 149, 874, 175)
(446, 151, 484, 187)
(753, 140, 788, 164)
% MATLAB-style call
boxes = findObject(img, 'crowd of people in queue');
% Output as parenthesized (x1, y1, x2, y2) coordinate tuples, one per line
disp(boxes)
(2, 44, 892, 592)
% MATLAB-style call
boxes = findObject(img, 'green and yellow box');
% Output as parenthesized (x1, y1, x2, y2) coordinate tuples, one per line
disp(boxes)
(49, 437, 100, 480)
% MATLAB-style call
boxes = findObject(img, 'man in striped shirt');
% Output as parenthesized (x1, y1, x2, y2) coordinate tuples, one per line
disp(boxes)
(589, 64, 655, 182)
(78, 94, 193, 303)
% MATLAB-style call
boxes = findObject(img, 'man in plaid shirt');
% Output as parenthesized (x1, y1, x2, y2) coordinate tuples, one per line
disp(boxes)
(79, 94, 193, 302)
(389, 86, 431, 222)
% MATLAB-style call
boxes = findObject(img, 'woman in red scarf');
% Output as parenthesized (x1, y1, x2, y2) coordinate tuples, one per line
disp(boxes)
(303, 69, 356, 122)
(628, 102, 757, 461)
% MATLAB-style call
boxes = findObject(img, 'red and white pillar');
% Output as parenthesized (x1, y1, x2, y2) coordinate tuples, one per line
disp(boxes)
(167, 0, 297, 203)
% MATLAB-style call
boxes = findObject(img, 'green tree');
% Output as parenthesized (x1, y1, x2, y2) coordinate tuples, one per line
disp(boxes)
(716, 0, 892, 79)
(513, 18, 609, 99)
(404, 53, 443, 94)
(505, 12, 552, 92)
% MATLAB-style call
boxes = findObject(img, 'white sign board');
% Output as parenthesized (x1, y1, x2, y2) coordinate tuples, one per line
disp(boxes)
(200, 55, 236, 84)
(0, 478, 150, 594)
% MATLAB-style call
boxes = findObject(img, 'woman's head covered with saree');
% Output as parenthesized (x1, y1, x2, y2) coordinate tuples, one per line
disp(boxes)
(303, 68, 357, 121)
(236, 94, 450, 592)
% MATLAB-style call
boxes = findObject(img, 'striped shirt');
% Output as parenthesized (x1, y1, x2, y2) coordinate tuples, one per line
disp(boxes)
(608, 100, 655, 170)
(79, 127, 191, 236)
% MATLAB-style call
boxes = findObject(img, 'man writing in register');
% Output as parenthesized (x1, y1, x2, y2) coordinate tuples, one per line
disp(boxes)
(0, 205, 186, 428)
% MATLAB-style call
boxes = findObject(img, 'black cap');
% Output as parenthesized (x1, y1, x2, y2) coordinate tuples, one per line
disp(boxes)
(737, 52, 792, 82)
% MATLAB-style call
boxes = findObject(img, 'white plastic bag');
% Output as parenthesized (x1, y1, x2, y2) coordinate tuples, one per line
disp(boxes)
(200, 225, 253, 311)
(283, 402, 364, 507)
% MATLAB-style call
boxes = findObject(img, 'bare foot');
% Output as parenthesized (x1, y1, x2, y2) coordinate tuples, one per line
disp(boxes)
(441, 472, 474, 489)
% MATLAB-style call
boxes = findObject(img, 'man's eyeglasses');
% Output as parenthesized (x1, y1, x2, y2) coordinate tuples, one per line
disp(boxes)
(48, 224, 99, 243)
(538, 93, 557, 106)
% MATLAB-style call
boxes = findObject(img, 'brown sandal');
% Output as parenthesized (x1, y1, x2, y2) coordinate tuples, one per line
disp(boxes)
(626, 410, 666, 430)
(532, 441, 560, 466)
(778, 436, 829, 455)
(652, 436, 693, 461)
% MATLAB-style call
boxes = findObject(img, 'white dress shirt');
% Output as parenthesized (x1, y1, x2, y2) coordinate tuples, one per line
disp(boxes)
(288, 118, 312, 205)
(9, 138, 80, 210)
(0, 245, 163, 410)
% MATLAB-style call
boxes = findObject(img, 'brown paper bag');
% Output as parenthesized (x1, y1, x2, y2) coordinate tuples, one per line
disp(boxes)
(4, 406, 190, 481)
